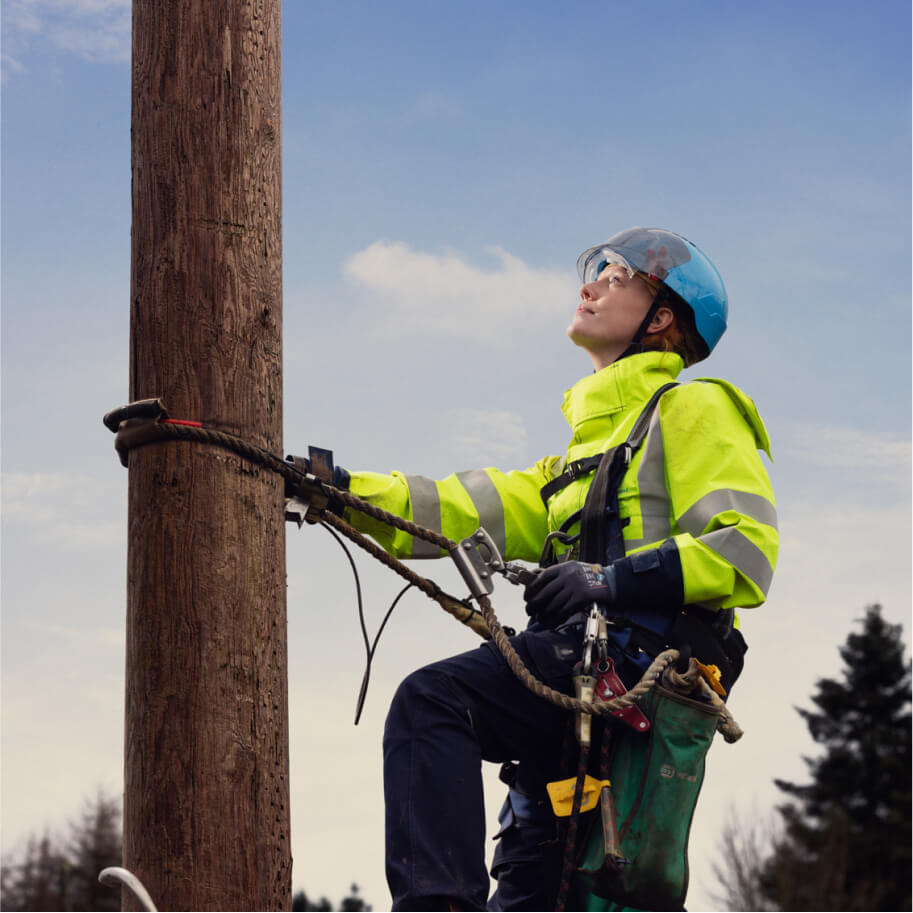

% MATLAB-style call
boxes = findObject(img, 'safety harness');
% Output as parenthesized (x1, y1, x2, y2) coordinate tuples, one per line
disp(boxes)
(539, 379, 744, 683)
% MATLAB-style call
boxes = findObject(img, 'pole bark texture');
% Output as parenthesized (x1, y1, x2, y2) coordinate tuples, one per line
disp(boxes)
(127, 1, 288, 909)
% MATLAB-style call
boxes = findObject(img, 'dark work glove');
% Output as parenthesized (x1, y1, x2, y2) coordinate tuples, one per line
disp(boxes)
(524, 561, 617, 627)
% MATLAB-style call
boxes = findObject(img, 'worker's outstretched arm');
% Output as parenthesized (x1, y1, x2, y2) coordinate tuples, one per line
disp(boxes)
(343, 459, 560, 562)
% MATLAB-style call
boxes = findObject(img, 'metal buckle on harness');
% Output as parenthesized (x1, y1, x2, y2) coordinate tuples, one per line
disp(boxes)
(449, 528, 506, 599)
(450, 528, 541, 600)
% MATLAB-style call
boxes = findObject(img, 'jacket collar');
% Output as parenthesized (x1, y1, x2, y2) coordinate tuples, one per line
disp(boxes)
(561, 351, 684, 435)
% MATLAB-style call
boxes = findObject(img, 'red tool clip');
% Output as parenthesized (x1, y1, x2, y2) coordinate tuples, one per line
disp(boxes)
(593, 656, 650, 733)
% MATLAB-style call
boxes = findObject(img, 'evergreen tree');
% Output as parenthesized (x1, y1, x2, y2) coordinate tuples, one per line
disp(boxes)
(292, 890, 333, 911)
(0, 833, 69, 912)
(4, 791, 375, 911)
(291, 883, 372, 911)
(65, 791, 122, 911)
(339, 882, 372, 911)
(0, 792, 121, 912)
(761, 605, 911, 910)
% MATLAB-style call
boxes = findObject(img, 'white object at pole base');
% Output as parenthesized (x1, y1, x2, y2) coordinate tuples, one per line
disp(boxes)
(98, 866, 159, 912)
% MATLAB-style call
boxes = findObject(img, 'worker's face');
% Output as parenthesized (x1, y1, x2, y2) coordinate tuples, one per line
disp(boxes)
(567, 264, 656, 368)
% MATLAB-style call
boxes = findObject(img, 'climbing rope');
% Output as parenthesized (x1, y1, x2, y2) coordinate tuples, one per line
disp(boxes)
(104, 399, 742, 741)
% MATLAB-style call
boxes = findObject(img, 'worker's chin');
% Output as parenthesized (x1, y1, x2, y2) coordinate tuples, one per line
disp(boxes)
(567, 325, 595, 349)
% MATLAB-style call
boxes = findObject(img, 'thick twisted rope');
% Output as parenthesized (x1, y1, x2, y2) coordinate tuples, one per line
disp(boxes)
(109, 410, 742, 739)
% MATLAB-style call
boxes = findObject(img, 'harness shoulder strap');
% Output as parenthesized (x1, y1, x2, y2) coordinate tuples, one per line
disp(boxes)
(577, 382, 678, 564)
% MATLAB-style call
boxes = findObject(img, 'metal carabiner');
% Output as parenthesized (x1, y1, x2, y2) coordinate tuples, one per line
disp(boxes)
(596, 612, 609, 664)
(582, 603, 602, 676)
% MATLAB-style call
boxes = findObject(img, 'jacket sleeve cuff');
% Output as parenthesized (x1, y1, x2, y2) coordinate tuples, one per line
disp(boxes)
(611, 539, 685, 611)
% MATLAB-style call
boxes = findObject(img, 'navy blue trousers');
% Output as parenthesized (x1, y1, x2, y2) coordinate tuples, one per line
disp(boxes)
(383, 624, 649, 911)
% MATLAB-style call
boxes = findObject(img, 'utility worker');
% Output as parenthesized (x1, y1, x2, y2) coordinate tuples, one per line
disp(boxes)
(326, 228, 778, 910)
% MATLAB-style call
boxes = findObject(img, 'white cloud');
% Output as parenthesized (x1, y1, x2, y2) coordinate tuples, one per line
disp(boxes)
(343, 241, 573, 346)
(2, 471, 125, 549)
(784, 424, 911, 488)
(27, 619, 124, 649)
(768, 424, 911, 641)
(3, 0, 42, 35)
(2, 0, 130, 72)
(445, 408, 529, 467)
(773, 497, 911, 614)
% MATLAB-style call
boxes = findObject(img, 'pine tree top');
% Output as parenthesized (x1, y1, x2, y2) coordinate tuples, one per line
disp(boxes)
(770, 604, 911, 910)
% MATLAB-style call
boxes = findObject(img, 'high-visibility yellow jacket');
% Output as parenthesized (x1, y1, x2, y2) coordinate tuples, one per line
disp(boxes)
(345, 351, 777, 614)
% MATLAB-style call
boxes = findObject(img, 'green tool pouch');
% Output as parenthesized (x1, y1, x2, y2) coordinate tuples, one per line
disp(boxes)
(579, 684, 720, 912)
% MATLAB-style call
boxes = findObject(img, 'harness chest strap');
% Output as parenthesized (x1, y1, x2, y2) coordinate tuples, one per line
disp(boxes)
(539, 454, 604, 505)
(540, 383, 678, 509)
(540, 383, 679, 566)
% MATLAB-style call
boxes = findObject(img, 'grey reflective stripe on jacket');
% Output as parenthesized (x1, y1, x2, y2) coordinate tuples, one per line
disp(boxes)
(405, 475, 443, 558)
(455, 470, 507, 558)
(404, 471, 508, 559)
(679, 489, 778, 595)
(677, 489, 778, 535)
(622, 411, 778, 595)
(695, 527, 776, 596)
(629, 411, 672, 547)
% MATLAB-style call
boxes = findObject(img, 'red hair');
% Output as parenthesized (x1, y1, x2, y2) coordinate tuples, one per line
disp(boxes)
(638, 274, 707, 366)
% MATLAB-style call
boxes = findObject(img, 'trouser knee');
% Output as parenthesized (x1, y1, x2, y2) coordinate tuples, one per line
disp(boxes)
(384, 663, 466, 741)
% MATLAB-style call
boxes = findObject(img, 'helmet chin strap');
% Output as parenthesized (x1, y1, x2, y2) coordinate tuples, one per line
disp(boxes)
(616, 287, 671, 362)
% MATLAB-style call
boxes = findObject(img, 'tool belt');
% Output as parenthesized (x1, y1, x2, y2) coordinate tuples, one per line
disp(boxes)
(558, 604, 746, 697)
(623, 607, 747, 696)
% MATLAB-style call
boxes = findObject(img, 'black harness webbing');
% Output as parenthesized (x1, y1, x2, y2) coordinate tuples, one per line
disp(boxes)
(539, 454, 604, 506)
(539, 382, 678, 566)
(579, 382, 678, 564)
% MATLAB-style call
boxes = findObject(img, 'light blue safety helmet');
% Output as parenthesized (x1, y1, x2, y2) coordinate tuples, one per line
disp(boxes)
(576, 227, 728, 360)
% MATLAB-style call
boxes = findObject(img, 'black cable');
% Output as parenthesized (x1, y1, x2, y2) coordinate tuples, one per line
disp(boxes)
(320, 520, 414, 725)
(354, 583, 413, 725)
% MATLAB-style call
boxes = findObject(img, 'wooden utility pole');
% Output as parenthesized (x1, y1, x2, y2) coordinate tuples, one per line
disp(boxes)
(126, 1, 288, 909)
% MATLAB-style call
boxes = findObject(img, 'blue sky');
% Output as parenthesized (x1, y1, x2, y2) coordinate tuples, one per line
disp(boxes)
(2, 1, 910, 909)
